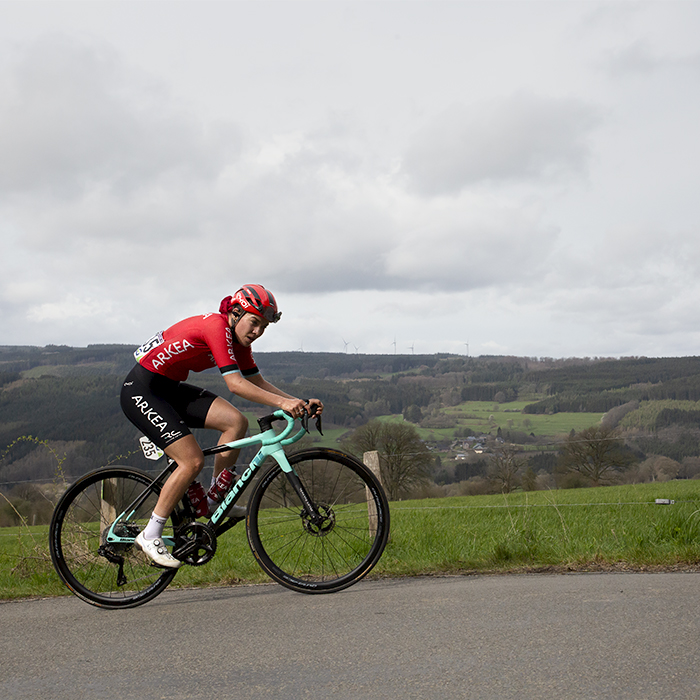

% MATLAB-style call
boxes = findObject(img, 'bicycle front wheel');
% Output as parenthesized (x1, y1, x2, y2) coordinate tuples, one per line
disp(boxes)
(247, 448, 390, 594)
(49, 467, 179, 609)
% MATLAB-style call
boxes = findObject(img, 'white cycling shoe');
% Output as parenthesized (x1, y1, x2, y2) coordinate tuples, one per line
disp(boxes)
(134, 531, 183, 569)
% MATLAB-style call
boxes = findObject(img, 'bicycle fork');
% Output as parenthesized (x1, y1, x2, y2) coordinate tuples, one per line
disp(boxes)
(268, 444, 325, 526)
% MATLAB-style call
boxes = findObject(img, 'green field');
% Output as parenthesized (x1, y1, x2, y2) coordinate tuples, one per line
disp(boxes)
(378, 400, 603, 443)
(2, 480, 698, 602)
(448, 400, 604, 436)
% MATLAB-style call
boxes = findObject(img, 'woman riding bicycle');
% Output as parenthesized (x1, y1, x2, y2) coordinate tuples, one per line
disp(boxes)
(120, 284, 323, 568)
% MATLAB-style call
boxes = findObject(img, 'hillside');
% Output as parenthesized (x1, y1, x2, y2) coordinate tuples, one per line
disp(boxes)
(2, 346, 700, 515)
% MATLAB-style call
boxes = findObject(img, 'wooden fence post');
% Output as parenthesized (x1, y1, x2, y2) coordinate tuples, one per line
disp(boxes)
(100, 478, 118, 538)
(363, 450, 382, 538)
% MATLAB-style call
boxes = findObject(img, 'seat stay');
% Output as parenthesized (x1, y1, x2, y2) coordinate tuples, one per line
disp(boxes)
(103, 461, 178, 545)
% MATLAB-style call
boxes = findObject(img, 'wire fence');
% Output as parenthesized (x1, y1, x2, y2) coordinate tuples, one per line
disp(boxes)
(388, 499, 690, 511)
(0, 431, 694, 489)
(0, 498, 692, 539)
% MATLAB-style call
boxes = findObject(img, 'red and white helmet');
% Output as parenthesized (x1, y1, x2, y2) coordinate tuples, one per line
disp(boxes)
(220, 284, 281, 323)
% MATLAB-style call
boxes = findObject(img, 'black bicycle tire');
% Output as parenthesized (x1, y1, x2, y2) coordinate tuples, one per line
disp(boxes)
(246, 447, 390, 594)
(49, 467, 179, 609)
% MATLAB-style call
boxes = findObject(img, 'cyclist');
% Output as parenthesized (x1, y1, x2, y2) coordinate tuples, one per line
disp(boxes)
(121, 284, 323, 568)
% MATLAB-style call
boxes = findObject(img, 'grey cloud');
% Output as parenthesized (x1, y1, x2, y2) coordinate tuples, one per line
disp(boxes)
(0, 37, 582, 307)
(603, 39, 662, 77)
(401, 94, 601, 196)
(602, 38, 700, 79)
(204, 157, 558, 296)
(0, 35, 241, 197)
(386, 201, 559, 291)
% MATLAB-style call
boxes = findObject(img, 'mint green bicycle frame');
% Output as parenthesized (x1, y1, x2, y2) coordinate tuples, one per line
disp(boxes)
(104, 410, 312, 546)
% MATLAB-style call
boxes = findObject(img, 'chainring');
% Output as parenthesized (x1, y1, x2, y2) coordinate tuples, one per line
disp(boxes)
(172, 521, 217, 566)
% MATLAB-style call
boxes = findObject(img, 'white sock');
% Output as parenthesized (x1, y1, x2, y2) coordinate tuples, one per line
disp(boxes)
(143, 513, 167, 540)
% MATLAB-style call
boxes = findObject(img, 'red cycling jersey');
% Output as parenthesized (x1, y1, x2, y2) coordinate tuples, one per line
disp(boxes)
(134, 313, 258, 382)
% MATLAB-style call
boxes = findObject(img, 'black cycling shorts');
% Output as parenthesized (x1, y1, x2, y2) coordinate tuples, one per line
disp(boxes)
(120, 364, 218, 449)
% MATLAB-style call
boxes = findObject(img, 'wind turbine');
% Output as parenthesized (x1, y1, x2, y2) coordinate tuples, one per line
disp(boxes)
(408, 342, 414, 355)
(392, 336, 397, 354)
(342, 338, 350, 353)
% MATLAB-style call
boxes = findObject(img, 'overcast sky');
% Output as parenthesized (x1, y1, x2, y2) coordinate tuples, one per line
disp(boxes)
(1, 1, 699, 359)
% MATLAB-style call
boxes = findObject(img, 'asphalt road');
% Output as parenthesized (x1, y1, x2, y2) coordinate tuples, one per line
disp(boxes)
(1, 573, 699, 700)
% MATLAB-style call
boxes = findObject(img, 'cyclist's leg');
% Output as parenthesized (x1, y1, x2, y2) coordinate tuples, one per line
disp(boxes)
(121, 369, 207, 520)
(204, 397, 248, 478)
(144, 395, 247, 517)
(122, 369, 217, 564)
(154, 435, 205, 517)
(133, 436, 205, 567)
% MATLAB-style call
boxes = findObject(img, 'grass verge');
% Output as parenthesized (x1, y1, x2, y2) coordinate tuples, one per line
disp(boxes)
(2, 480, 699, 602)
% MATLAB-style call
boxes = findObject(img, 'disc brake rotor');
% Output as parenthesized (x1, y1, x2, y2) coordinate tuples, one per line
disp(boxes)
(301, 504, 335, 537)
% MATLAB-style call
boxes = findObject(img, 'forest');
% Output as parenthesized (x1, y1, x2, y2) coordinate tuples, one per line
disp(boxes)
(2, 345, 700, 524)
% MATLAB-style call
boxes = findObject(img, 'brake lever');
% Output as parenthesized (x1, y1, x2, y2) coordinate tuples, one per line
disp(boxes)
(302, 400, 324, 436)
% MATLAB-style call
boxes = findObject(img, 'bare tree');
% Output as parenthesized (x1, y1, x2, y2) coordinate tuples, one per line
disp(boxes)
(559, 426, 633, 486)
(345, 420, 433, 500)
(488, 443, 524, 493)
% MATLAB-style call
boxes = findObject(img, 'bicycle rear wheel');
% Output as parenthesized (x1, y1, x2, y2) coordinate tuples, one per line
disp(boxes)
(49, 467, 179, 609)
(247, 448, 390, 594)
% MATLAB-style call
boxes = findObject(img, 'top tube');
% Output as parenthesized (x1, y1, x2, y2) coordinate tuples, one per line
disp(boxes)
(202, 410, 303, 456)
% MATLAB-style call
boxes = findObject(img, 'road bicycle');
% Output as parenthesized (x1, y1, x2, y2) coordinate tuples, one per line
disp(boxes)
(49, 410, 390, 609)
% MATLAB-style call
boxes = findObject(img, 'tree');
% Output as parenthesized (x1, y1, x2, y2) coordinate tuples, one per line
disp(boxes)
(559, 426, 634, 486)
(402, 404, 423, 423)
(344, 420, 433, 500)
(521, 465, 538, 492)
(488, 444, 524, 493)
(635, 456, 681, 483)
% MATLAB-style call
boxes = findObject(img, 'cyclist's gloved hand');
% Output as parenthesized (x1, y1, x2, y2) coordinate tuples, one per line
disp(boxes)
(305, 398, 324, 416)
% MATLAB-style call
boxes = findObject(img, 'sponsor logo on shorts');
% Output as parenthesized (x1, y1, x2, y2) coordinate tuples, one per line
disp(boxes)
(130, 395, 183, 442)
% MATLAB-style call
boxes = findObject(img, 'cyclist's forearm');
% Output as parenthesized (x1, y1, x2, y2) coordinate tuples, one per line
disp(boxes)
(224, 373, 297, 409)
(250, 376, 298, 401)
(251, 376, 324, 414)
